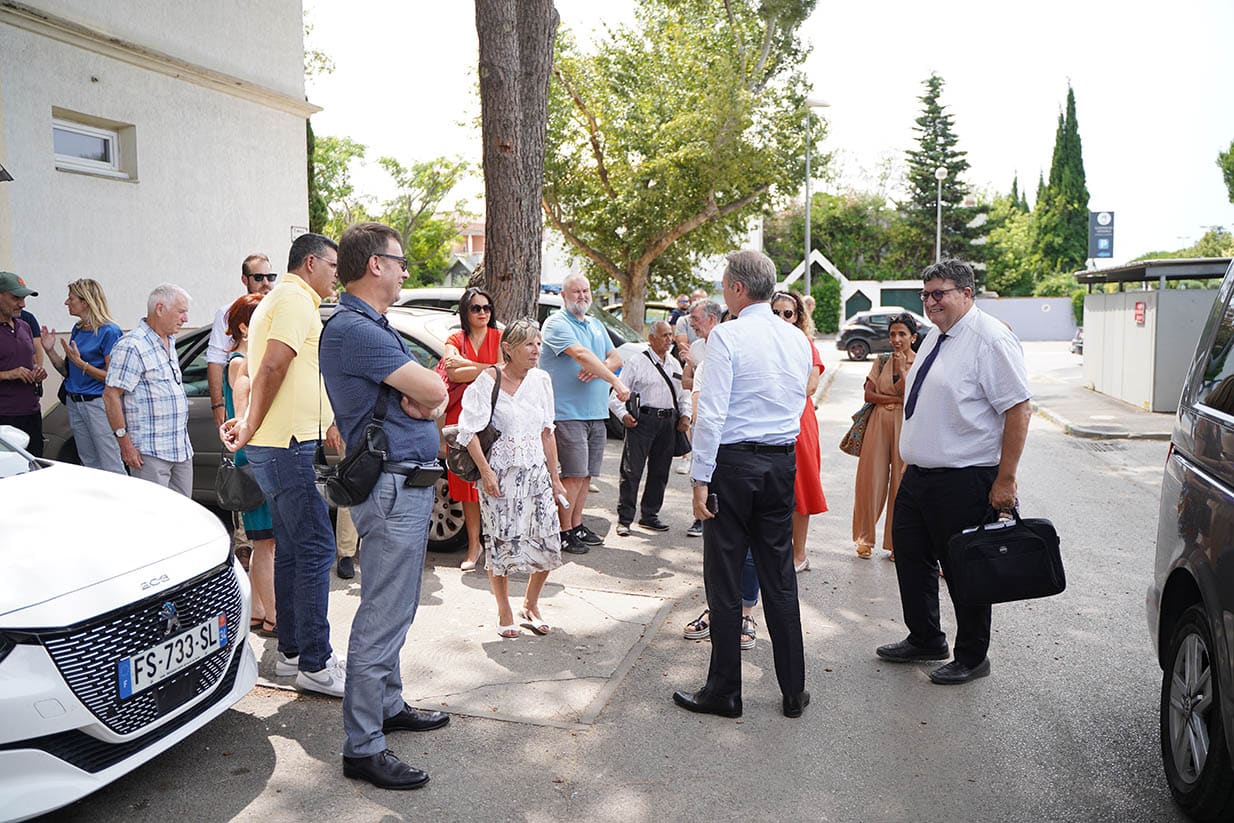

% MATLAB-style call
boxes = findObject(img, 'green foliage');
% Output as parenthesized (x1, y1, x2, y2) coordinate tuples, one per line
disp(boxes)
(1032, 271, 1079, 297)
(898, 73, 981, 272)
(543, 0, 819, 313)
(1072, 289, 1085, 325)
(306, 119, 328, 234)
(813, 272, 841, 334)
(1032, 85, 1089, 275)
(982, 193, 1036, 296)
(1219, 138, 1234, 204)
(1132, 227, 1234, 261)
(764, 191, 910, 281)
(313, 135, 371, 239)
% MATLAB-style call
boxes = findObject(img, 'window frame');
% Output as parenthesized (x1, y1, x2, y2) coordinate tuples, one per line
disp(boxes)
(52, 118, 125, 178)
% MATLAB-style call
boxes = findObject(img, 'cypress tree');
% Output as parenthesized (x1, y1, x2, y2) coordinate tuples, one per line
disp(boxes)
(1033, 84, 1089, 274)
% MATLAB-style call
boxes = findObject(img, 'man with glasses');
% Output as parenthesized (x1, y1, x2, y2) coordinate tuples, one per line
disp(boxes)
(222, 233, 347, 698)
(875, 259, 1031, 685)
(103, 284, 193, 494)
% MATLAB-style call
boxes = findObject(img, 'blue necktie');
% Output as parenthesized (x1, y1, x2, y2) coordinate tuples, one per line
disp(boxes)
(903, 333, 947, 420)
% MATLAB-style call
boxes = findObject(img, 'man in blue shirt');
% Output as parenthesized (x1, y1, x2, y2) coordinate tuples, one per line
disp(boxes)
(320, 222, 450, 791)
(540, 273, 629, 554)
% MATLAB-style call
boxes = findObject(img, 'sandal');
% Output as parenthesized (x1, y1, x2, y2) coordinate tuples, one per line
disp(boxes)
(257, 621, 278, 638)
(497, 624, 520, 639)
(683, 609, 710, 640)
(518, 608, 550, 635)
(856, 544, 872, 559)
(740, 615, 757, 650)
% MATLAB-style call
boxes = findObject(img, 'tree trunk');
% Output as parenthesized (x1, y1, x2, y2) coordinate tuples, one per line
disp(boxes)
(623, 263, 650, 335)
(475, 0, 559, 323)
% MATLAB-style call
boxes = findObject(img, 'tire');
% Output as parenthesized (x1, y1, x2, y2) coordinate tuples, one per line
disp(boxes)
(1160, 604, 1234, 821)
(846, 339, 870, 361)
(426, 475, 467, 552)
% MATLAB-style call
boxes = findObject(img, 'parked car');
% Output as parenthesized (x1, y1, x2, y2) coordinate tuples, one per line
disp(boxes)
(41, 304, 471, 552)
(836, 307, 933, 361)
(397, 287, 647, 437)
(0, 424, 258, 820)
(604, 300, 681, 329)
(1149, 257, 1234, 822)
(1070, 326, 1084, 355)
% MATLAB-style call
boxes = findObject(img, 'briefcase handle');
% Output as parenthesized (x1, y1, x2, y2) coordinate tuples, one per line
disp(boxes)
(961, 506, 1022, 535)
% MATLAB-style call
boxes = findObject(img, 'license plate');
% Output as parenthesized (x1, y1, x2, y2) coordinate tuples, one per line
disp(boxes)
(116, 614, 228, 699)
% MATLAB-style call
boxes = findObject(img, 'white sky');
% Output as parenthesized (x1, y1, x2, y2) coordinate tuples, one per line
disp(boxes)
(304, 0, 1234, 266)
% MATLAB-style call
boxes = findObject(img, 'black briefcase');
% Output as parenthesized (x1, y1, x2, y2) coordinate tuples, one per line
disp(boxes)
(945, 508, 1065, 606)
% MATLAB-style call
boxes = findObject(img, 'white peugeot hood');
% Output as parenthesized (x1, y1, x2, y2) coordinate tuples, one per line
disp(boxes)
(0, 461, 229, 626)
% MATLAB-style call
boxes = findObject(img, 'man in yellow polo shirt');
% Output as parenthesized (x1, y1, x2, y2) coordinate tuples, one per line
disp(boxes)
(222, 232, 346, 697)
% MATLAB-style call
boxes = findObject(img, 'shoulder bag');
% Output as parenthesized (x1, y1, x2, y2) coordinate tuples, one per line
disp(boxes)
(442, 367, 502, 483)
(839, 355, 889, 457)
(215, 454, 266, 512)
(644, 350, 691, 457)
(945, 507, 1065, 606)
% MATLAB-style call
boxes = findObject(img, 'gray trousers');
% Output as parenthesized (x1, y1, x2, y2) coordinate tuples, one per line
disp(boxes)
(132, 454, 193, 497)
(342, 472, 433, 758)
(67, 396, 124, 474)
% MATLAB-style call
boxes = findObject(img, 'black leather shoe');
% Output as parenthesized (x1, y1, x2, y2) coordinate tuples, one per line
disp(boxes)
(561, 531, 589, 554)
(383, 703, 450, 733)
(875, 639, 950, 663)
(573, 524, 604, 545)
(342, 749, 429, 790)
(638, 516, 671, 532)
(929, 658, 991, 685)
(783, 690, 810, 718)
(672, 689, 742, 718)
(337, 556, 355, 580)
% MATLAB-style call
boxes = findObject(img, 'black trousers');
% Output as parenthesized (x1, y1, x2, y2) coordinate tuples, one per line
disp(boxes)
(703, 446, 804, 700)
(616, 412, 675, 525)
(0, 412, 43, 457)
(891, 464, 996, 666)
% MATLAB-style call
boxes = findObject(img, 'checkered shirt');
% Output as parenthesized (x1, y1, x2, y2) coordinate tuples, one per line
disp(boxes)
(105, 319, 192, 462)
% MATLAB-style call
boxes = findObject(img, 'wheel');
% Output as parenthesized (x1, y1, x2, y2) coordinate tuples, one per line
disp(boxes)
(426, 475, 467, 552)
(846, 339, 870, 361)
(1160, 604, 1234, 821)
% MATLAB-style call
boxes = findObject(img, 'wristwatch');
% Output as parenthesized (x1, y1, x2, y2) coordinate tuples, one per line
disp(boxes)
(113, 426, 127, 438)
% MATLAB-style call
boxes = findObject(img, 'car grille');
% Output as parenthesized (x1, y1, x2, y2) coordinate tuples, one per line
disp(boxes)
(38, 564, 243, 735)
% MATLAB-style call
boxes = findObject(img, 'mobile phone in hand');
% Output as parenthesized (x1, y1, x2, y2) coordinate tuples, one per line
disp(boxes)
(706, 493, 718, 515)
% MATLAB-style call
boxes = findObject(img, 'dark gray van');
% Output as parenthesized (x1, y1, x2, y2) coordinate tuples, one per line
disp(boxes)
(1150, 257, 1234, 821)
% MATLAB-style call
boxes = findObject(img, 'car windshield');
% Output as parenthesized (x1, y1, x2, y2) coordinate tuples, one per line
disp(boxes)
(587, 304, 640, 344)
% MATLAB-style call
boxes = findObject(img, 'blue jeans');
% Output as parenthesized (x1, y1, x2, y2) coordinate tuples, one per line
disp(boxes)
(246, 440, 336, 672)
(742, 550, 760, 609)
(342, 472, 433, 757)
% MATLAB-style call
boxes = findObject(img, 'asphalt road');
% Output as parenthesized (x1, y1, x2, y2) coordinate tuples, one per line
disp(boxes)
(42, 343, 1187, 823)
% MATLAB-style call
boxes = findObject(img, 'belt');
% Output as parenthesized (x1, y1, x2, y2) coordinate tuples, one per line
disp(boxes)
(383, 460, 443, 487)
(719, 441, 795, 455)
(909, 464, 998, 475)
(67, 393, 102, 402)
(639, 406, 675, 418)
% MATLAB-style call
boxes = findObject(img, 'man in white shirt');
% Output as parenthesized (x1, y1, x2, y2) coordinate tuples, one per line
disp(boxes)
(875, 259, 1031, 686)
(609, 321, 691, 536)
(673, 251, 812, 720)
(683, 299, 723, 534)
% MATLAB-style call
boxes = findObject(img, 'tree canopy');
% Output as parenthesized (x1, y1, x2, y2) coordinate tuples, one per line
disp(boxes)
(1219, 138, 1234, 205)
(542, 0, 819, 329)
(1032, 84, 1089, 275)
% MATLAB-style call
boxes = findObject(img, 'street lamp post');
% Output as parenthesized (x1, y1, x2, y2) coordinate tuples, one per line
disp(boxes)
(802, 97, 830, 296)
(934, 166, 948, 263)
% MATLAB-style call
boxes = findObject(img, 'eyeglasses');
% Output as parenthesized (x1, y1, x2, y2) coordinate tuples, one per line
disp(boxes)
(772, 308, 796, 319)
(310, 254, 338, 270)
(469, 304, 492, 314)
(374, 253, 408, 272)
(245, 273, 278, 283)
(920, 287, 963, 303)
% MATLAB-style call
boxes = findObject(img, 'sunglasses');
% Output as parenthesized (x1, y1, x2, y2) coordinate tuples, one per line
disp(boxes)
(374, 253, 408, 272)
(246, 273, 278, 283)
(920, 287, 963, 302)
(469, 303, 492, 314)
(772, 308, 795, 319)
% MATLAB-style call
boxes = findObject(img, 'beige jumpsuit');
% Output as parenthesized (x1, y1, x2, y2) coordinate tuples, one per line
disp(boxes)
(851, 354, 910, 553)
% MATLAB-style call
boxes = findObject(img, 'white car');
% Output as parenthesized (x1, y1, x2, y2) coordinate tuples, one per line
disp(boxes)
(0, 425, 257, 821)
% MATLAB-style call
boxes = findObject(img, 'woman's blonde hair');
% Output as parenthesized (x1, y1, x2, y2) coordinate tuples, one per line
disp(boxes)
(500, 318, 541, 357)
(68, 278, 116, 330)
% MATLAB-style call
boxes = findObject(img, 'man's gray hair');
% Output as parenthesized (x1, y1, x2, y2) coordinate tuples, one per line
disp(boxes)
(693, 299, 724, 323)
(723, 251, 777, 301)
(562, 272, 590, 291)
(147, 283, 190, 314)
(921, 258, 975, 291)
(649, 319, 672, 336)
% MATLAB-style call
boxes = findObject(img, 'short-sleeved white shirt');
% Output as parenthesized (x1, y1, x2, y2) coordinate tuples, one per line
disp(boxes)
(898, 305, 1030, 469)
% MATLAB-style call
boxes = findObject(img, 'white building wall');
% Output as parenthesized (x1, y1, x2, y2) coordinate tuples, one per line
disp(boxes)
(0, 2, 311, 333)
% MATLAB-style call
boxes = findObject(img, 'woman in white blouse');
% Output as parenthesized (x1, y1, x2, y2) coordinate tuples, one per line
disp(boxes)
(458, 319, 568, 638)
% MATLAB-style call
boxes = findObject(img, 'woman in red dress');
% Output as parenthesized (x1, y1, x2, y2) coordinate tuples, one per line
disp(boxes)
(443, 287, 502, 569)
(771, 291, 827, 572)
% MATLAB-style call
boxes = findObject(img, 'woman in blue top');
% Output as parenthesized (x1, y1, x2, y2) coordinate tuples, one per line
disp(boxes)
(40, 279, 124, 473)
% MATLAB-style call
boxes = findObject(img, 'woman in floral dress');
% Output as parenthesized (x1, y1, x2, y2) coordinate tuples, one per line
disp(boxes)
(457, 319, 568, 638)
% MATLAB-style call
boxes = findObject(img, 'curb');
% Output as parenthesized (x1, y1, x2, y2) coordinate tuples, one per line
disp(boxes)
(1031, 400, 1172, 441)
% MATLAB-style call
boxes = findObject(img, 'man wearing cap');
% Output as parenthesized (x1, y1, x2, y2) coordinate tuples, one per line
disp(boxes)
(0, 272, 47, 454)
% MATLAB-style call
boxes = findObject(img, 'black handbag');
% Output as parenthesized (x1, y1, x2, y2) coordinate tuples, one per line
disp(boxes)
(643, 350, 691, 457)
(945, 507, 1065, 606)
(442, 367, 502, 483)
(314, 383, 392, 508)
(215, 455, 265, 512)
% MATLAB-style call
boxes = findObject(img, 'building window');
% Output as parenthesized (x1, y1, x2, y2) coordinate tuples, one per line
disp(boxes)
(51, 110, 136, 180)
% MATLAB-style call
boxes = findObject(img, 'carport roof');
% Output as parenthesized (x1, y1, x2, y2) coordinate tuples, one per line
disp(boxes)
(1075, 257, 1232, 284)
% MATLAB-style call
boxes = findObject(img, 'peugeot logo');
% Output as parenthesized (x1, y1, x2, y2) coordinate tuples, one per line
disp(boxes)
(159, 602, 181, 637)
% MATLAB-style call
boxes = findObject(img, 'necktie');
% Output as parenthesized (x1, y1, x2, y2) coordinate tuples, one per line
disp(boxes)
(903, 333, 947, 420)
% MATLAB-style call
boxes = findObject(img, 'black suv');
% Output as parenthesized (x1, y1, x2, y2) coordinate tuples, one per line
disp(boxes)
(836, 308, 931, 361)
(1150, 257, 1234, 821)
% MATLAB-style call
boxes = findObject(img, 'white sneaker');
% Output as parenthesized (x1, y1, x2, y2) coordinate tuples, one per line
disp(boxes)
(295, 654, 347, 697)
(676, 462, 688, 475)
(274, 652, 300, 677)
